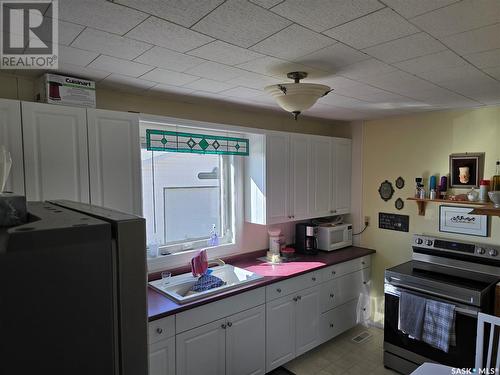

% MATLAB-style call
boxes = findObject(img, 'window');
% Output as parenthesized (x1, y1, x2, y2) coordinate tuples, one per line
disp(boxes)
(141, 123, 237, 260)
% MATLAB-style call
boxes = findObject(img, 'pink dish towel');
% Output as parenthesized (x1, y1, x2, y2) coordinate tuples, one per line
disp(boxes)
(191, 249, 208, 277)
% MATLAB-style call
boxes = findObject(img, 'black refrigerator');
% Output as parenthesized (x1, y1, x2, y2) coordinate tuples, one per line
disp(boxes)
(0, 200, 148, 375)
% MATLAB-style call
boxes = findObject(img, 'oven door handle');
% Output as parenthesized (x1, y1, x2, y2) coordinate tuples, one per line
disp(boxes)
(387, 278, 476, 306)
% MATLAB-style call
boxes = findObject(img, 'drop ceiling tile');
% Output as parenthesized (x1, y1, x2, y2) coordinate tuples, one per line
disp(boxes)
(134, 47, 204, 72)
(271, 0, 384, 32)
(394, 50, 467, 74)
(71, 28, 152, 60)
(88, 55, 153, 77)
(226, 71, 281, 90)
(236, 56, 325, 79)
(484, 66, 500, 80)
(318, 93, 367, 107)
(59, 0, 148, 35)
(99, 74, 156, 92)
(441, 79, 500, 105)
(412, 0, 500, 38)
(188, 41, 264, 66)
(311, 75, 360, 89)
(407, 87, 482, 107)
(192, 0, 291, 48)
(442, 24, 500, 55)
(58, 21, 84, 46)
(221, 86, 263, 98)
(184, 61, 243, 81)
(334, 83, 409, 103)
(381, 0, 459, 18)
(146, 84, 196, 97)
(115, 0, 224, 27)
(251, 24, 335, 60)
(126, 17, 213, 53)
(293, 43, 369, 71)
(362, 33, 446, 63)
(361, 70, 438, 96)
(415, 64, 488, 84)
(182, 78, 236, 93)
(141, 68, 200, 86)
(323, 8, 419, 49)
(59, 45, 98, 67)
(249, 0, 284, 8)
(465, 49, 500, 69)
(336, 59, 397, 80)
(57, 63, 111, 81)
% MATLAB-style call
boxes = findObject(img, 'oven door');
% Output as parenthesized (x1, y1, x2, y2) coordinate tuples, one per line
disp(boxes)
(384, 283, 479, 368)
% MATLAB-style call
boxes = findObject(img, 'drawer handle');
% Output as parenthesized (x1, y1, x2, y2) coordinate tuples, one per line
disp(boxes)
(312, 277, 316, 281)
(221, 323, 227, 329)
(329, 323, 334, 328)
(332, 271, 336, 275)
(330, 293, 334, 298)
(156, 328, 163, 334)
(276, 288, 282, 293)
(227, 322, 232, 327)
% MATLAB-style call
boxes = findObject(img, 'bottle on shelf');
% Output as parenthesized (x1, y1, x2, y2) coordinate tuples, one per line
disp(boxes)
(492, 161, 500, 191)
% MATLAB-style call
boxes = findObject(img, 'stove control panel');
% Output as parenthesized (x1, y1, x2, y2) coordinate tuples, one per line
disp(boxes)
(413, 234, 500, 260)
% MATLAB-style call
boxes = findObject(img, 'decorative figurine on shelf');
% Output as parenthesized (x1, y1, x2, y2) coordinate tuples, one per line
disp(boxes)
(459, 166, 470, 184)
(467, 188, 479, 202)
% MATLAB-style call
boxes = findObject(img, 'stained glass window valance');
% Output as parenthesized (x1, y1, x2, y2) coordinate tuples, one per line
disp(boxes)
(146, 129, 249, 156)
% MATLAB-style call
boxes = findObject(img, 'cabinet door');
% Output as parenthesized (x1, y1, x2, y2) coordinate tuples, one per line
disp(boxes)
(289, 134, 309, 220)
(87, 109, 142, 215)
(176, 319, 226, 375)
(226, 305, 265, 375)
(334, 268, 370, 308)
(149, 337, 175, 375)
(266, 295, 296, 372)
(21, 102, 89, 202)
(0, 99, 24, 194)
(266, 133, 290, 224)
(332, 138, 351, 214)
(308, 137, 332, 218)
(295, 286, 321, 356)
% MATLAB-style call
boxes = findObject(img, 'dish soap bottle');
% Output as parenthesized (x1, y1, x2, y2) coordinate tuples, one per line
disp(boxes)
(492, 161, 500, 191)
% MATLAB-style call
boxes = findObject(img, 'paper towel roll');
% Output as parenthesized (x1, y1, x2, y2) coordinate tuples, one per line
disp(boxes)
(0, 146, 12, 193)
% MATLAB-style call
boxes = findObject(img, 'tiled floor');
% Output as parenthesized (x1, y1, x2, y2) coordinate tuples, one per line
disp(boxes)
(284, 325, 399, 375)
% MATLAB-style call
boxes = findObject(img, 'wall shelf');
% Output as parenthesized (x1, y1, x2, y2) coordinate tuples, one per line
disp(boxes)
(406, 197, 498, 216)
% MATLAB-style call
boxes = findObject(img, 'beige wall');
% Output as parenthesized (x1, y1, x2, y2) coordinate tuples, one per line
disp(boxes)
(358, 106, 500, 325)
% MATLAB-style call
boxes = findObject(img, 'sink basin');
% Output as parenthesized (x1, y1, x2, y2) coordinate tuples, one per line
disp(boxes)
(149, 264, 264, 304)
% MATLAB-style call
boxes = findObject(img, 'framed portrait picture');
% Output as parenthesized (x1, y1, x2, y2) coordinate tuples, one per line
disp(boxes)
(439, 205, 489, 237)
(449, 152, 484, 188)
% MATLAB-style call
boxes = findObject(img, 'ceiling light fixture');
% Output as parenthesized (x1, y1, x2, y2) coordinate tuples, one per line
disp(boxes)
(264, 72, 332, 120)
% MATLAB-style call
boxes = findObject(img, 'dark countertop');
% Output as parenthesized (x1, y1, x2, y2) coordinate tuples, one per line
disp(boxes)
(148, 246, 376, 321)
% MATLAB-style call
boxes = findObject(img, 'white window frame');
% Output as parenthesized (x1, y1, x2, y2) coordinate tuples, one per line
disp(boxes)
(140, 114, 251, 273)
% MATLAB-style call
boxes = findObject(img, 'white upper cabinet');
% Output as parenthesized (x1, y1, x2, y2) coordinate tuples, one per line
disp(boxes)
(265, 132, 290, 224)
(332, 138, 352, 215)
(0, 99, 24, 194)
(289, 134, 309, 221)
(21, 102, 90, 202)
(87, 109, 142, 215)
(308, 136, 333, 218)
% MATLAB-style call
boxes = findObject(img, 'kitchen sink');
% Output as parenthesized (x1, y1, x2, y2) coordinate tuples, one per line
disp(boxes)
(149, 264, 264, 304)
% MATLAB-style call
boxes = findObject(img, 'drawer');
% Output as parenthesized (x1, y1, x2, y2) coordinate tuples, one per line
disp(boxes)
(319, 299, 359, 344)
(148, 315, 175, 344)
(321, 255, 371, 282)
(176, 287, 265, 333)
(266, 270, 321, 301)
(320, 268, 370, 312)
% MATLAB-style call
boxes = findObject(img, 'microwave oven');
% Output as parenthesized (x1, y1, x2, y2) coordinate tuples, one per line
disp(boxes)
(317, 223, 353, 251)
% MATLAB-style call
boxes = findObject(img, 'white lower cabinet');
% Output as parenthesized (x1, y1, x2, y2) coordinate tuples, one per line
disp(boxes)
(176, 305, 266, 375)
(320, 299, 359, 344)
(149, 337, 175, 375)
(295, 286, 321, 356)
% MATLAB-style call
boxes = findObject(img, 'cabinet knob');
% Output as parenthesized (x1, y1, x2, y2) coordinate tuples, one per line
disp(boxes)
(276, 288, 282, 293)
(363, 281, 367, 285)
(293, 297, 298, 302)
(329, 323, 334, 328)
(227, 322, 232, 327)
(156, 328, 163, 334)
(330, 293, 334, 298)
(362, 261, 366, 265)
(312, 277, 316, 281)
(292, 215, 295, 219)
(363, 308, 366, 312)
(332, 271, 336, 275)
(297, 295, 301, 300)
(221, 323, 227, 329)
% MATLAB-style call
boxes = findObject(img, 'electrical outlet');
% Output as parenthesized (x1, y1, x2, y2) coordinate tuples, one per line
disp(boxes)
(364, 216, 370, 226)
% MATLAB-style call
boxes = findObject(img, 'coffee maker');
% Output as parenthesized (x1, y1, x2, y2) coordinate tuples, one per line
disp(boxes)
(295, 223, 318, 255)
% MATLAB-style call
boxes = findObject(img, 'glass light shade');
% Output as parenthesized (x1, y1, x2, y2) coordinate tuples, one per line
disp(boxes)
(264, 83, 330, 112)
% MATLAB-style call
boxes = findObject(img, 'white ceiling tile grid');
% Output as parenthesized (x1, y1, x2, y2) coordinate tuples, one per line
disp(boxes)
(134, 46, 205, 73)
(192, 0, 291, 48)
(188, 41, 265, 66)
(58, 45, 99, 67)
(393, 50, 467, 74)
(146, 84, 196, 98)
(141, 68, 200, 86)
(441, 23, 500, 55)
(251, 24, 336, 60)
(57, 63, 111, 82)
(220, 86, 263, 98)
(184, 61, 244, 81)
(381, 0, 460, 19)
(249, 0, 284, 9)
(336, 59, 397, 80)
(88, 55, 154, 77)
(71, 28, 152, 60)
(58, 21, 85, 46)
(270, 0, 384, 32)
(182, 78, 236, 93)
(294, 43, 369, 71)
(59, 0, 148, 35)
(465, 49, 500, 69)
(99, 74, 157, 93)
(323, 8, 419, 49)
(126, 17, 214, 53)
(116, 0, 224, 28)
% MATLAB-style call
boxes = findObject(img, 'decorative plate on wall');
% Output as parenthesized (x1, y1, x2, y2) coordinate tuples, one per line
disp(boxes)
(395, 177, 405, 189)
(395, 198, 404, 210)
(378, 180, 394, 201)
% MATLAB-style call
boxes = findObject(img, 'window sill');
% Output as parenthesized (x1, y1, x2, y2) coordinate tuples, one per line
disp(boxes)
(147, 242, 239, 273)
